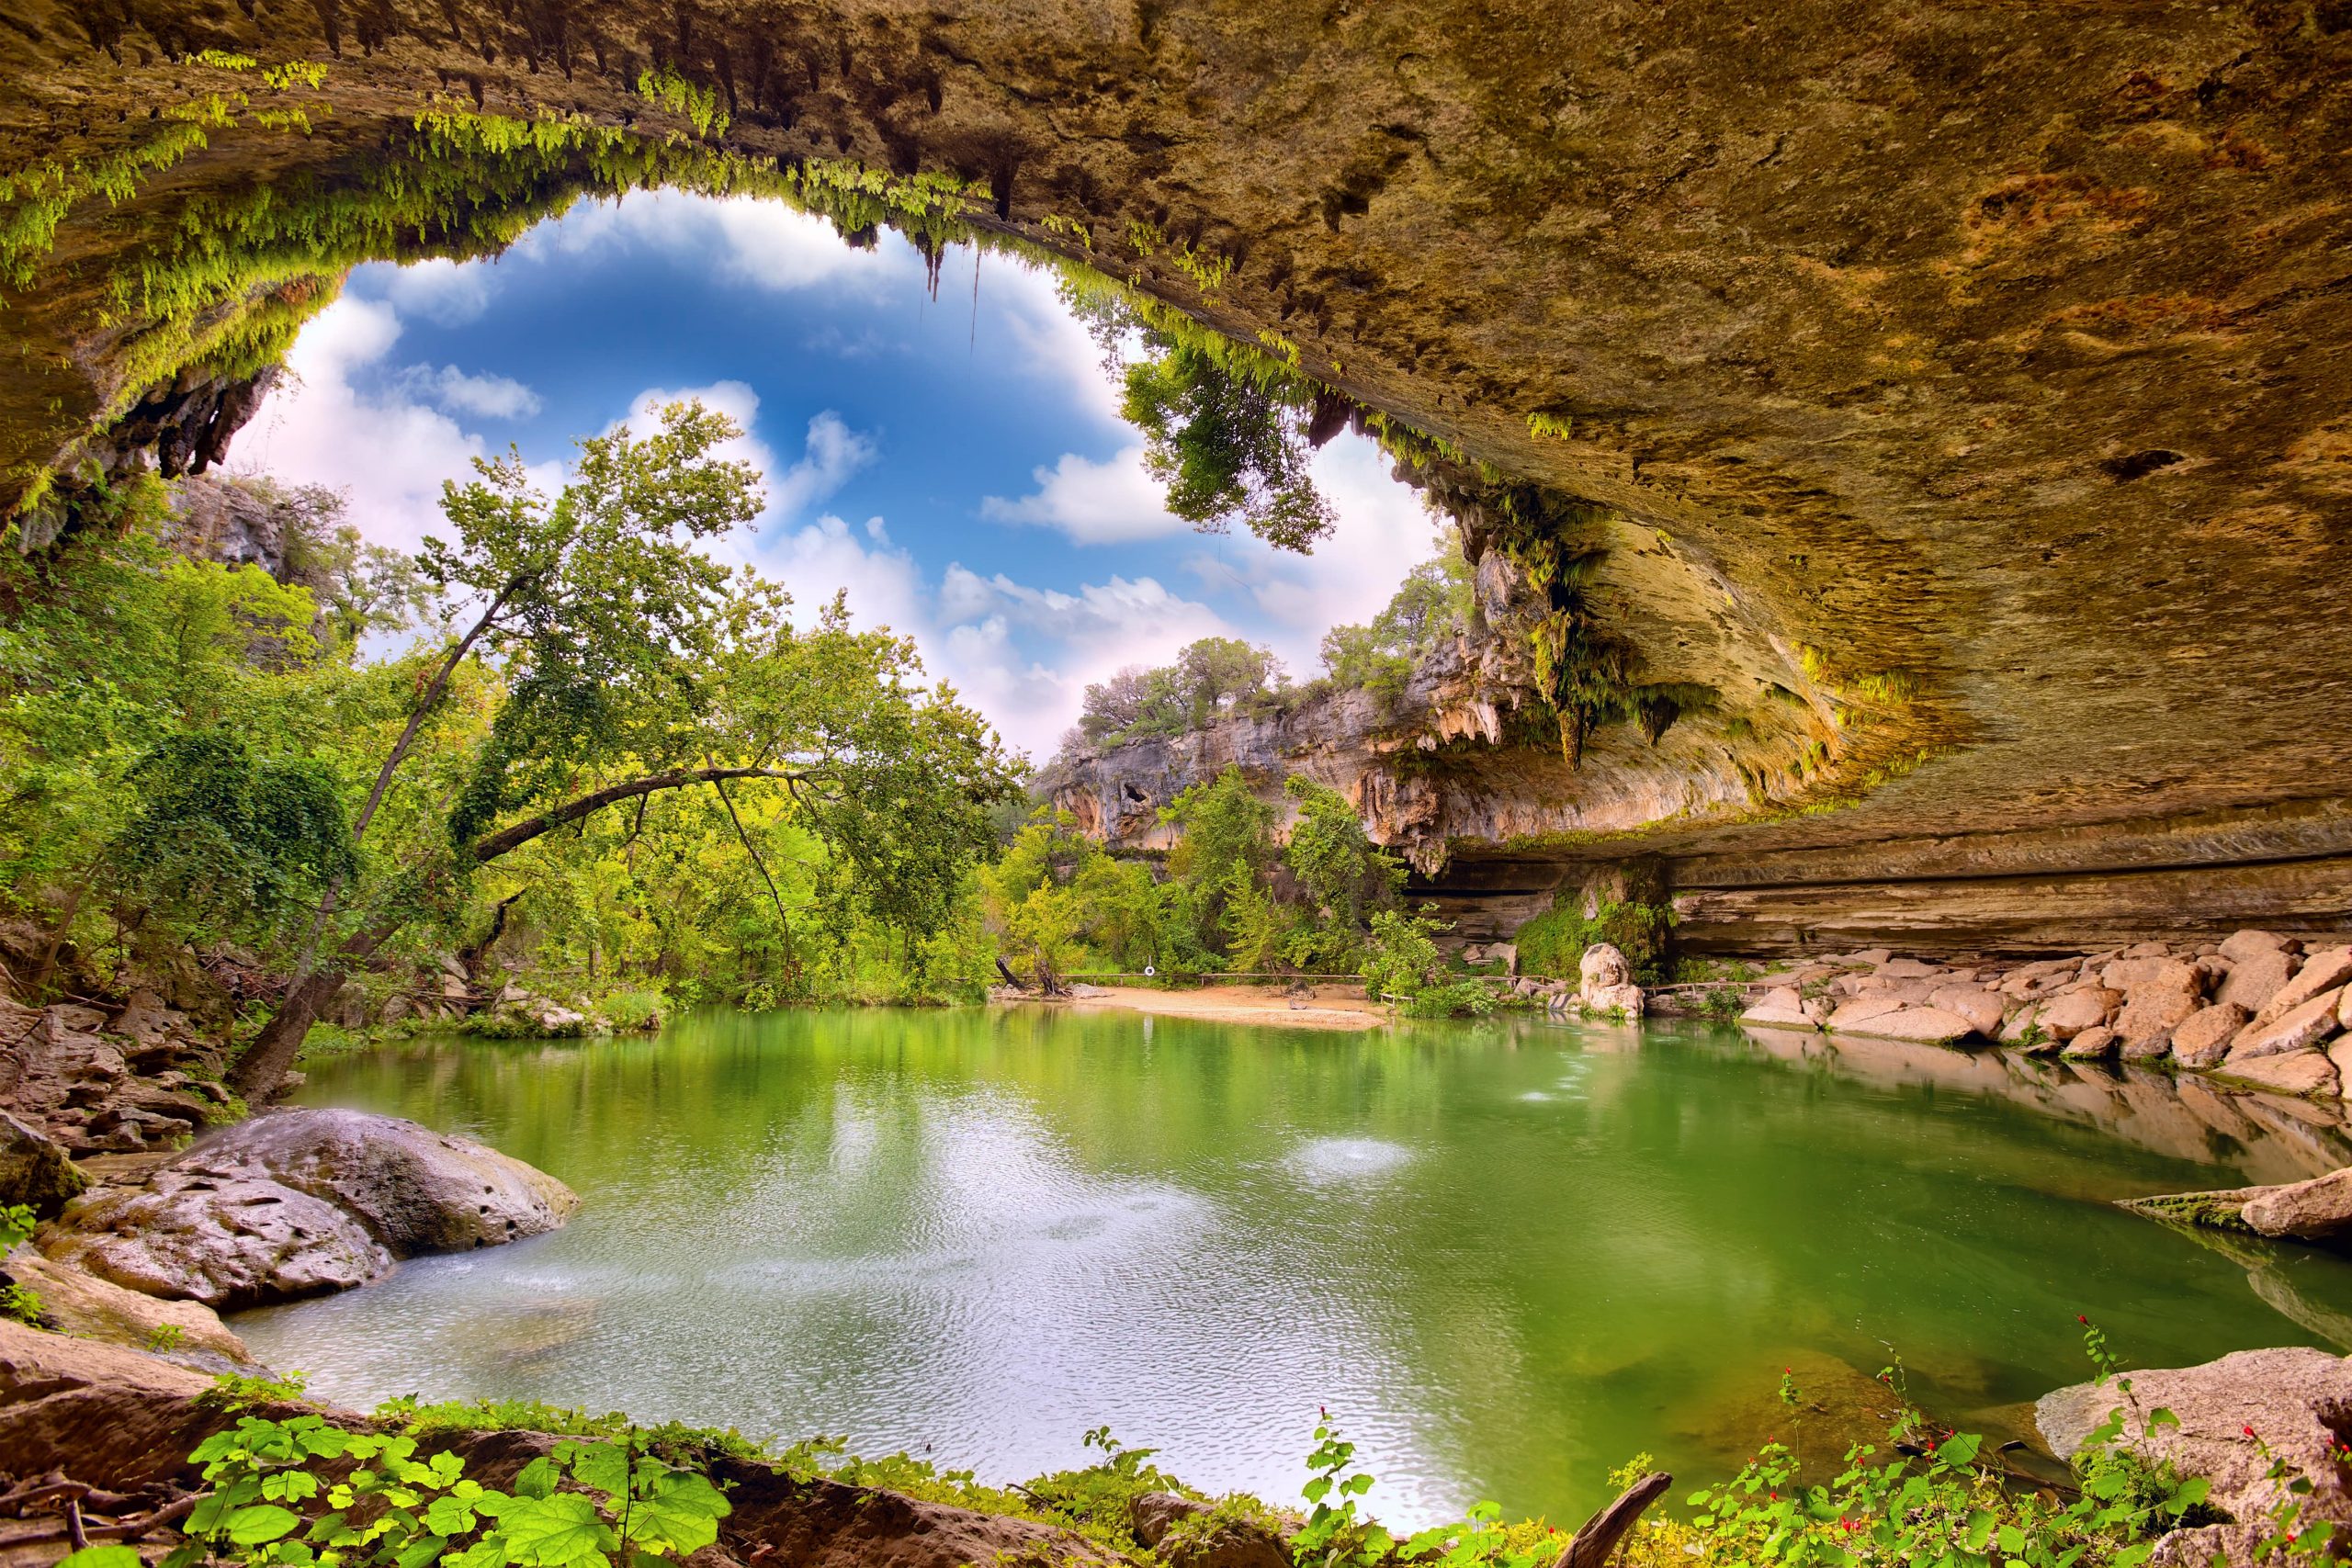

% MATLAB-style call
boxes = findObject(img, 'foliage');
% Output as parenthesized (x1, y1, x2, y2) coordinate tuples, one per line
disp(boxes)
(114, 732, 357, 941)
(1076, 637, 1286, 748)
(1362, 908, 1446, 1003)
(1315, 552, 1477, 704)
(1282, 777, 1404, 939)
(167, 1413, 729, 1568)
(0, 1202, 43, 1326)
(1514, 896, 1675, 986)
(374, 1395, 765, 1466)
(1063, 286, 1336, 553)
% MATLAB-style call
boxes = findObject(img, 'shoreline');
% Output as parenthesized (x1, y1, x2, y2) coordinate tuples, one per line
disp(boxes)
(1042, 982, 1392, 1032)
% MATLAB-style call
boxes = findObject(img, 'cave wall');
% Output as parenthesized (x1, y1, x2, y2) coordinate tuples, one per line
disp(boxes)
(4, 0, 2350, 936)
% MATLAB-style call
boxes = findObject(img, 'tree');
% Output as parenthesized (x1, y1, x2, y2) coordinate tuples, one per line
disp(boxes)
(1060, 281, 1338, 555)
(230, 404, 1019, 1096)
(1162, 765, 1277, 954)
(1282, 776, 1402, 934)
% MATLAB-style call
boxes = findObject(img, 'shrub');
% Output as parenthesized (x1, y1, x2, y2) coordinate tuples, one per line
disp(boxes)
(1514, 895, 1674, 985)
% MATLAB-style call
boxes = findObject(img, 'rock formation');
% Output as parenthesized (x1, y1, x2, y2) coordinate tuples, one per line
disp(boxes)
(43, 1109, 579, 1309)
(2038, 1348, 2352, 1567)
(1, 0, 2347, 942)
(1732, 931, 2352, 1099)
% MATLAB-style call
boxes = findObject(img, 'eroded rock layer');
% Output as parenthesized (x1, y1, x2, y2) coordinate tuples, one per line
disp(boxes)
(4, 0, 2349, 910)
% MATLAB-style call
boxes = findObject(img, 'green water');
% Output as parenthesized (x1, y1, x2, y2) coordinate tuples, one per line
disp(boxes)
(237, 1006, 2352, 1528)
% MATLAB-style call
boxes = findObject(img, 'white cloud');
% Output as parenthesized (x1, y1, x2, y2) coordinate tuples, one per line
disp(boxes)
(379, 257, 495, 326)
(519, 189, 921, 296)
(224, 298, 512, 552)
(395, 363, 543, 420)
(978, 444, 1185, 544)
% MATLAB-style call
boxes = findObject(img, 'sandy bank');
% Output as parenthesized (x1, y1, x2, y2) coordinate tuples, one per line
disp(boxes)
(1051, 983, 1390, 1032)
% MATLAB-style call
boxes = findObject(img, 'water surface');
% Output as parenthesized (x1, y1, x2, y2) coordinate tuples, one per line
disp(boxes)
(239, 1006, 2352, 1526)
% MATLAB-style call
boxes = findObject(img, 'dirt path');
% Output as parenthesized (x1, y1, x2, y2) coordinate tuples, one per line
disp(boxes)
(1054, 983, 1391, 1032)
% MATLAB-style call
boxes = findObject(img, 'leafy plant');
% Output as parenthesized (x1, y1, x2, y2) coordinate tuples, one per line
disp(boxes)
(166, 1413, 729, 1568)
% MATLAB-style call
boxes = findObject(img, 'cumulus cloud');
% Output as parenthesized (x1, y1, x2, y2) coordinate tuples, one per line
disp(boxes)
(518, 189, 921, 296)
(378, 257, 495, 326)
(395, 364, 543, 420)
(978, 445, 1186, 544)
(224, 298, 524, 551)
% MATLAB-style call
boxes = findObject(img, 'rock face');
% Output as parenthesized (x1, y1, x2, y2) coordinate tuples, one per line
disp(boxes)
(2038, 1348, 2352, 1564)
(44, 1110, 578, 1310)
(8, 0, 2352, 942)
(2240, 1169, 2352, 1242)
(0, 1110, 87, 1216)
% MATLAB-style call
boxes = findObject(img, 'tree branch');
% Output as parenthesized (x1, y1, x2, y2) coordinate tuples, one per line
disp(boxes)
(466, 766, 805, 864)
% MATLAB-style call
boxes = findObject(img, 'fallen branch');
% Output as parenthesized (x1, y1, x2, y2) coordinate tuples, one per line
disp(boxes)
(1552, 1471, 1671, 1568)
(1, 1490, 199, 1547)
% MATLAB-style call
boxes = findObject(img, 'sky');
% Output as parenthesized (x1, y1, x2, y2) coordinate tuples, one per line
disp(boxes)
(224, 189, 1444, 761)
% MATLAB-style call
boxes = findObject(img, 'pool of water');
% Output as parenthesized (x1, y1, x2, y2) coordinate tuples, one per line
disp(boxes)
(236, 1005, 2352, 1528)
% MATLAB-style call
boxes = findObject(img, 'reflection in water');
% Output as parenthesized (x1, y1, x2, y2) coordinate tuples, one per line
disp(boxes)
(237, 1008, 2352, 1528)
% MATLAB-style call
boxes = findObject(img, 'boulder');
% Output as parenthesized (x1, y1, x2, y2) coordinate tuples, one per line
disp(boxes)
(1582, 983, 1645, 1019)
(0, 1247, 259, 1373)
(2221, 1049, 2340, 1100)
(2102, 956, 2198, 993)
(0, 1110, 87, 1216)
(2220, 929, 2292, 964)
(1928, 984, 2005, 1036)
(2039, 987, 2118, 1041)
(2217, 949, 2297, 1015)
(2173, 1004, 2253, 1070)
(43, 1109, 577, 1308)
(1832, 1006, 1981, 1045)
(2038, 1348, 2352, 1564)
(2255, 946, 2352, 1027)
(2061, 1026, 2117, 1060)
(1827, 994, 1907, 1032)
(1577, 944, 1643, 1017)
(1741, 987, 1817, 1032)
(1847, 948, 1894, 967)
(171, 1109, 579, 1257)
(45, 1168, 393, 1309)
(2241, 1168, 2352, 1241)
(2228, 987, 2346, 1062)
(1130, 1491, 1295, 1568)
(2112, 982, 2202, 1047)
(1579, 942, 1633, 992)
(1876, 958, 1943, 979)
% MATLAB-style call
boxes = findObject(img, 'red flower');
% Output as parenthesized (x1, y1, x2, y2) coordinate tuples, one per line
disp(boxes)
(2076, 1314, 2087, 1324)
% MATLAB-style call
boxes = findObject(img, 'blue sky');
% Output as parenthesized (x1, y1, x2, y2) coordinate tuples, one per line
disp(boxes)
(225, 189, 1442, 758)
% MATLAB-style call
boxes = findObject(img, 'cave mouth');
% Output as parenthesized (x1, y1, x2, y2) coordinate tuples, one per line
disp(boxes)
(209, 186, 1451, 767)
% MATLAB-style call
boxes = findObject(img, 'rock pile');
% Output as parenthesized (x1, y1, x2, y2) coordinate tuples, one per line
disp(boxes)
(0, 991, 235, 1181)
(1500, 942, 1646, 1019)
(1737, 931, 2352, 1097)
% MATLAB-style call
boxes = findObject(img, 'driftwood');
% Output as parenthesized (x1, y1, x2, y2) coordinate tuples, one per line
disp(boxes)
(1550, 1471, 1671, 1568)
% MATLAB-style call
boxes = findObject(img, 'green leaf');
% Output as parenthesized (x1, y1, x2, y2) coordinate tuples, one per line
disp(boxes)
(393, 1533, 449, 1568)
(502, 1492, 613, 1568)
(1997, 1524, 2026, 1554)
(424, 1492, 481, 1535)
(514, 1457, 560, 1500)
(1935, 1433, 1982, 1471)
(624, 1470, 729, 1555)
(2148, 1406, 2180, 1430)
(225, 1504, 302, 1545)
(58, 1548, 145, 1568)
(1963, 1509, 1996, 1551)
(565, 1440, 630, 1502)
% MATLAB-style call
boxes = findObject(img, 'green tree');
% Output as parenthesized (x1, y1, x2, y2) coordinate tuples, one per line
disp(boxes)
(1281, 776, 1402, 937)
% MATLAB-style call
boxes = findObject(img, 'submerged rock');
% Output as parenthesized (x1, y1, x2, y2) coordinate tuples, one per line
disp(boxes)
(43, 1109, 578, 1309)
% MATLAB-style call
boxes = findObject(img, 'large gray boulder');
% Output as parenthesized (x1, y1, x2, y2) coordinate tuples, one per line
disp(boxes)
(2038, 1348, 2352, 1567)
(43, 1110, 577, 1310)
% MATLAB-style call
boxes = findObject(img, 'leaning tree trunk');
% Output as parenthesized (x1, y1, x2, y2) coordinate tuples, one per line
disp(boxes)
(228, 967, 348, 1100)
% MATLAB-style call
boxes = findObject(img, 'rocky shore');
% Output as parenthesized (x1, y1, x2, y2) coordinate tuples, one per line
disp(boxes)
(1728, 929, 2352, 1098)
